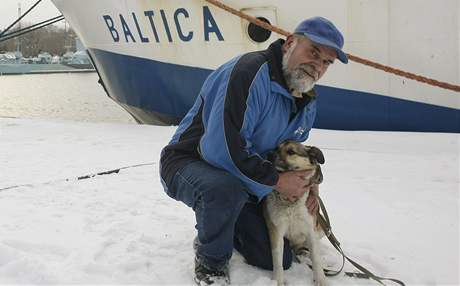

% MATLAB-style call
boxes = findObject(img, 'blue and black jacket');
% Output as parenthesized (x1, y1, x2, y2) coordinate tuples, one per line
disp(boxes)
(160, 39, 317, 200)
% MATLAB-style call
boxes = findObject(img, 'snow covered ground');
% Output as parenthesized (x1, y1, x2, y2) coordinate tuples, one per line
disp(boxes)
(0, 117, 458, 285)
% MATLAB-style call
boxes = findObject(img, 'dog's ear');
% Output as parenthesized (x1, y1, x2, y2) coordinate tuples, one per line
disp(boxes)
(308, 146, 325, 164)
(313, 165, 323, 184)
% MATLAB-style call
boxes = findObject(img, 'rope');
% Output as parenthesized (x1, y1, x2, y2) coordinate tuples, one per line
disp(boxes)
(0, 15, 65, 43)
(0, 0, 43, 37)
(204, 0, 460, 93)
(348, 54, 460, 93)
(1, 16, 64, 42)
(0, 17, 64, 43)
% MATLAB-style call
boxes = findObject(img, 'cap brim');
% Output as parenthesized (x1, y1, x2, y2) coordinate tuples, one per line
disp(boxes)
(300, 33, 348, 64)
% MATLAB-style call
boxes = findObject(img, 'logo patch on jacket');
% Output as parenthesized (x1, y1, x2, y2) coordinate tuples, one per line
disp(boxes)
(294, 126, 306, 136)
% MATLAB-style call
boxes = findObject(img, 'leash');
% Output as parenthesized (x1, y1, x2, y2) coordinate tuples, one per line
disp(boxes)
(316, 197, 406, 285)
(0, 162, 156, 193)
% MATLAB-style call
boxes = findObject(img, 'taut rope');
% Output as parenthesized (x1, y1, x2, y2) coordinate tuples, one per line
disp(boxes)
(204, 0, 460, 93)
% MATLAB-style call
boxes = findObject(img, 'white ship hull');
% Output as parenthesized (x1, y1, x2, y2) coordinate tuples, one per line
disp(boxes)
(51, 0, 460, 132)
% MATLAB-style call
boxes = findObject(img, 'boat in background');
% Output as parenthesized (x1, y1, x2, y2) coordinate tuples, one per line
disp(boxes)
(0, 37, 95, 75)
(50, 0, 459, 132)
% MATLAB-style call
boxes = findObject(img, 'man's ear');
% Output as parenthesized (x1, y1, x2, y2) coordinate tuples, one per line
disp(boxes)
(283, 34, 295, 53)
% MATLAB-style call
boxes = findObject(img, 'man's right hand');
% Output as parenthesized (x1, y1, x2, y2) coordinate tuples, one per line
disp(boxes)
(274, 170, 314, 202)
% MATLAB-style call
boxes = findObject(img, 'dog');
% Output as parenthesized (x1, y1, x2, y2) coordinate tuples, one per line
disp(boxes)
(263, 141, 327, 286)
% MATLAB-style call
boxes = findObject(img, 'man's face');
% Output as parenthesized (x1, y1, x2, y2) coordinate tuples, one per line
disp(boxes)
(282, 35, 337, 94)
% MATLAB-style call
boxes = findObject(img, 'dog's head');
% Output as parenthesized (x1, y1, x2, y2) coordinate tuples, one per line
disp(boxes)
(267, 141, 325, 184)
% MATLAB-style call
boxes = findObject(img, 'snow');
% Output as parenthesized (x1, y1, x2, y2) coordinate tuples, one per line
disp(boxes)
(0, 117, 458, 285)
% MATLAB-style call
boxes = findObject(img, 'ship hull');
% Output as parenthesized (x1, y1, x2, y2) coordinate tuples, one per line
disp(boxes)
(52, 0, 460, 132)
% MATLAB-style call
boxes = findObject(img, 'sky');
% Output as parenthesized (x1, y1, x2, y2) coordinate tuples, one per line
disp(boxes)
(1, 0, 62, 31)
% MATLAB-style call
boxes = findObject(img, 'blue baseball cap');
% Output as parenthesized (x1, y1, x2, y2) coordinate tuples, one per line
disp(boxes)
(294, 17, 348, 64)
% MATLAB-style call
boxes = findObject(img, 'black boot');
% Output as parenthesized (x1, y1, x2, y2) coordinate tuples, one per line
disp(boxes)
(194, 257, 230, 286)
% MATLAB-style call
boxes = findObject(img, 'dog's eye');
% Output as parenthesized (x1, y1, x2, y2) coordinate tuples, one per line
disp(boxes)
(287, 149, 295, 155)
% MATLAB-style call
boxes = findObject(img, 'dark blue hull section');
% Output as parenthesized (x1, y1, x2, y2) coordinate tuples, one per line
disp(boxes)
(89, 48, 460, 133)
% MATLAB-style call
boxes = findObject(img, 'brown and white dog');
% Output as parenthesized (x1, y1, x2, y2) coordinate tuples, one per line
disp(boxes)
(263, 141, 327, 286)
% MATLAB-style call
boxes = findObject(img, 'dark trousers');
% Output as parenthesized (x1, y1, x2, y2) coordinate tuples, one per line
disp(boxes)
(165, 160, 292, 271)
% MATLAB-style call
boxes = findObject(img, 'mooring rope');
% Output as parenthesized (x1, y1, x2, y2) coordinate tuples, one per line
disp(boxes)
(0, 15, 65, 43)
(0, 0, 43, 37)
(204, 0, 460, 93)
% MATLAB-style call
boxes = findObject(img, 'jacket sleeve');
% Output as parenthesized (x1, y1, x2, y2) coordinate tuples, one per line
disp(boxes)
(199, 57, 278, 199)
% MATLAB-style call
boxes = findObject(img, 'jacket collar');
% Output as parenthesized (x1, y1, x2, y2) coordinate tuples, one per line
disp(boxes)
(265, 39, 289, 91)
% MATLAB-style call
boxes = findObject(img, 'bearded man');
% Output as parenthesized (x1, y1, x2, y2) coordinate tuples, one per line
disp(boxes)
(159, 17, 348, 286)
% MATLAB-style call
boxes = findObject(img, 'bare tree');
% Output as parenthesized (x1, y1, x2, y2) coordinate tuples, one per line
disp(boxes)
(0, 23, 76, 57)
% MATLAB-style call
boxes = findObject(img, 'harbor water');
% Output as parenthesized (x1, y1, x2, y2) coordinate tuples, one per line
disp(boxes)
(0, 73, 136, 123)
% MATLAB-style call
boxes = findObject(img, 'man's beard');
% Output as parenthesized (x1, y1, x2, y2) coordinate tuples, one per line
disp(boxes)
(282, 41, 317, 97)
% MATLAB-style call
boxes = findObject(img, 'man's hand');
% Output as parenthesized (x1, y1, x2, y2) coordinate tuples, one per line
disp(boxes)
(275, 170, 315, 202)
(306, 184, 319, 214)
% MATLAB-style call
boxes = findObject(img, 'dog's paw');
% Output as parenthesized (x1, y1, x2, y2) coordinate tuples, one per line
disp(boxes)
(313, 277, 328, 286)
(313, 271, 328, 286)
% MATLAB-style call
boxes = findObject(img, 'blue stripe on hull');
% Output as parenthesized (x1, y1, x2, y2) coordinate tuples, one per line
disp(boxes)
(89, 48, 210, 119)
(89, 48, 459, 133)
(314, 86, 460, 132)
